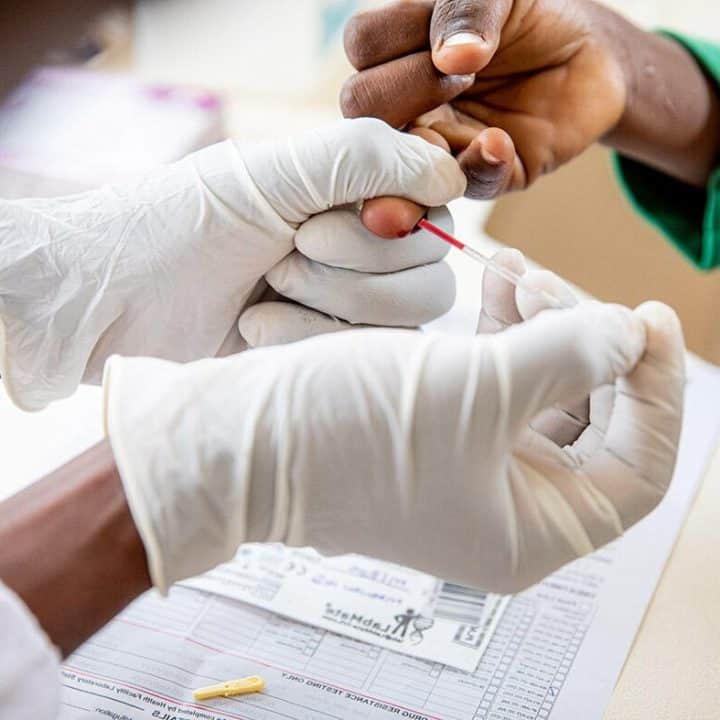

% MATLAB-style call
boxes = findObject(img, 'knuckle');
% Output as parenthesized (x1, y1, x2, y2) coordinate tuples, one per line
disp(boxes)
(342, 15, 366, 66)
(342, 9, 387, 70)
(571, 303, 641, 378)
(339, 77, 382, 120)
(601, 304, 641, 352)
(339, 76, 365, 118)
(433, 0, 484, 36)
(567, 325, 596, 369)
(544, 311, 597, 372)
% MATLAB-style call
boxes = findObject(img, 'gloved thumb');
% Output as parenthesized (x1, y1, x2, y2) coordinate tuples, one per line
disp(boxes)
(240, 118, 466, 224)
(492, 302, 647, 431)
(431, 0, 513, 75)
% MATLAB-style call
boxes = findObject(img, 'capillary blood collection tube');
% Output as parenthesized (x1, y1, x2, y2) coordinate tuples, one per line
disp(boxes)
(417, 218, 574, 310)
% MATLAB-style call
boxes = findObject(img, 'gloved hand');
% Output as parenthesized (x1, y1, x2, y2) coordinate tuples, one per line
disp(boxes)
(237, 204, 455, 348)
(0, 118, 465, 411)
(476, 248, 591, 447)
(104, 288, 684, 594)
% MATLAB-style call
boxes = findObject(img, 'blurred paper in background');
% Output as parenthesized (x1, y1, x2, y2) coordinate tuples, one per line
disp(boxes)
(133, 0, 379, 141)
(134, 0, 363, 100)
(0, 68, 223, 198)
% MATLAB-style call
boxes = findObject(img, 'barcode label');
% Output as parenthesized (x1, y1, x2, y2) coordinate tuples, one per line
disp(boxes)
(432, 582, 488, 626)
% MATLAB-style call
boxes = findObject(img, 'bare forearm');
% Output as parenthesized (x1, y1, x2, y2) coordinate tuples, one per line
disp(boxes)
(592, 2, 720, 187)
(0, 440, 150, 657)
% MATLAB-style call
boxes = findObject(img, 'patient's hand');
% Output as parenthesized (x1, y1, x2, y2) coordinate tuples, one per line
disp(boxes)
(341, 0, 627, 200)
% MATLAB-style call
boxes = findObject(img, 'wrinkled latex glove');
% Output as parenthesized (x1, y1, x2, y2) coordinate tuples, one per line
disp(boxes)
(0, 118, 465, 410)
(237, 204, 456, 348)
(104, 293, 684, 595)
(476, 248, 591, 447)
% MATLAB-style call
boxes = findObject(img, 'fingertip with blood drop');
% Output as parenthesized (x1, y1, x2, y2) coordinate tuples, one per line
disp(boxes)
(359, 128, 447, 239)
(361, 197, 426, 239)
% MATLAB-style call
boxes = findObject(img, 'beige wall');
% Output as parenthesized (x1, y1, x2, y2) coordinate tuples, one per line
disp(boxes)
(603, 0, 720, 35)
(486, 146, 720, 362)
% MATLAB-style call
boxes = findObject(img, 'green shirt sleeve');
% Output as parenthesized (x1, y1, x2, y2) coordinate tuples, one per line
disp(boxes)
(613, 32, 720, 270)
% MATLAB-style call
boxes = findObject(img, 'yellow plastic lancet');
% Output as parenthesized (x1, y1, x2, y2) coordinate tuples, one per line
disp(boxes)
(193, 675, 265, 701)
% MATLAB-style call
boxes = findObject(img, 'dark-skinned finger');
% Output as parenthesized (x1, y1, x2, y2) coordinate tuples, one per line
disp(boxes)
(457, 127, 517, 199)
(412, 103, 457, 129)
(409, 125, 452, 152)
(429, 119, 482, 153)
(476, 248, 526, 334)
(344, 1, 433, 71)
(431, 0, 513, 75)
(340, 51, 474, 128)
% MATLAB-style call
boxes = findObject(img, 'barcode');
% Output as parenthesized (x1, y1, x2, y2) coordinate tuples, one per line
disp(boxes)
(432, 582, 487, 625)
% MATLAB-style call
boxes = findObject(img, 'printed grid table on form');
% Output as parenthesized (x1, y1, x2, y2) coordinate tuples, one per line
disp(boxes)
(60, 555, 601, 720)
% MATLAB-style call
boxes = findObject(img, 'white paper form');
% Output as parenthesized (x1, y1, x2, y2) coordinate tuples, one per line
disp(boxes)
(181, 545, 508, 672)
(57, 580, 581, 720)
(59, 355, 720, 720)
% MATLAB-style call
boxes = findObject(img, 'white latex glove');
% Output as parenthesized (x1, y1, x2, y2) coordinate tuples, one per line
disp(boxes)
(476, 248, 591, 447)
(237, 204, 456, 347)
(104, 294, 684, 594)
(0, 118, 465, 410)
